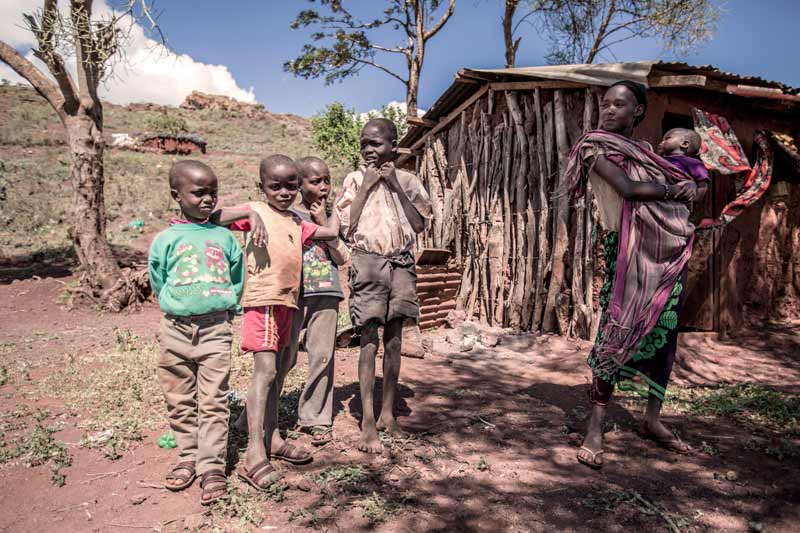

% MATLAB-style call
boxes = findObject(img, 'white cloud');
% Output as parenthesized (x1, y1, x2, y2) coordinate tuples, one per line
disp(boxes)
(359, 100, 425, 122)
(0, 0, 255, 106)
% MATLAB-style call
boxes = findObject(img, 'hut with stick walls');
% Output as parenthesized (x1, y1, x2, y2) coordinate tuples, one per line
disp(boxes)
(399, 61, 800, 338)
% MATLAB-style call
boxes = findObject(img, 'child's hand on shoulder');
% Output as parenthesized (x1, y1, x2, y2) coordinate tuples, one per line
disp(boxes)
(248, 212, 268, 247)
(310, 200, 328, 225)
(379, 162, 401, 192)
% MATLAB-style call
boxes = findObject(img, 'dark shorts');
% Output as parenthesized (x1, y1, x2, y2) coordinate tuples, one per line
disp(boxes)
(348, 250, 419, 327)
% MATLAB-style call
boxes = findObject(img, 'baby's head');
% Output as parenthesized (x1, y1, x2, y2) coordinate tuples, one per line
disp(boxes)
(657, 128, 702, 157)
(296, 156, 331, 207)
(169, 160, 218, 222)
(360, 118, 398, 167)
(259, 154, 299, 211)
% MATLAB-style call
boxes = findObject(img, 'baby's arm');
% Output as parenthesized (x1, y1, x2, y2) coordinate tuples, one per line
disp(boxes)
(209, 206, 267, 247)
(590, 155, 694, 202)
(695, 182, 708, 202)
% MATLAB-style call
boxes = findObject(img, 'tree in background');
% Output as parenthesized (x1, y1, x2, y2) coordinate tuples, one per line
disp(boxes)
(312, 102, 410, 170)
(285, 0, 456, 119)
(311, 102, 363, 170)
(502, 0, 719, 66)
(0, 0, 160, 309)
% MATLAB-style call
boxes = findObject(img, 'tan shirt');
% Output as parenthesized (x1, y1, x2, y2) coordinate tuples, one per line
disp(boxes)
(587, 139, 654, 232)
(589, 171, 623, 232)
(232, 202, 317, 309)
(335, 167, 432, 257)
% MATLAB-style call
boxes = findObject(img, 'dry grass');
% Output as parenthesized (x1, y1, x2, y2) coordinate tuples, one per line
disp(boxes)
(0, 84, 354, 265)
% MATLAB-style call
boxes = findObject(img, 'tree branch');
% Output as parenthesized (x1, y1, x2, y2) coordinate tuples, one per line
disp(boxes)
(423, 0, 455, 41)
(353, 57, 407, 84)
(0, 40, 65, 118)
(586, 0, 617, 63)
(370, 43, 409, 54)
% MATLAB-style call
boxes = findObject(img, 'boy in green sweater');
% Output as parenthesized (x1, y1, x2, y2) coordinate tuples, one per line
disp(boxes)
(148, 160, 254, 505)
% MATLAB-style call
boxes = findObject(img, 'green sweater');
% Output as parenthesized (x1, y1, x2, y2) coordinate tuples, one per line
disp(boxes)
(148, 222, 244, 317)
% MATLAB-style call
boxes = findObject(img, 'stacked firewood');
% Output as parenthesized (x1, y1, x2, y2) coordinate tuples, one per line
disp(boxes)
(415, 87, 603, 339)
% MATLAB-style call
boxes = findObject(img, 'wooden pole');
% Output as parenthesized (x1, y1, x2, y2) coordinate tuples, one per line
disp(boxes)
(542, 89, 571, 334)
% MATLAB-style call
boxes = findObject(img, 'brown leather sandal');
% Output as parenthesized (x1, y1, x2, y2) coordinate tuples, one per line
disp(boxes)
(237, 460, 282, 492)
(199, 469, 228, 506)
(270, 442, 313, 465)
(164, 461, 196, 491)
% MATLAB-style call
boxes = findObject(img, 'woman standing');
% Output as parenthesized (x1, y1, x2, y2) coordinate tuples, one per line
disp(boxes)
(564, 81, 699, 469)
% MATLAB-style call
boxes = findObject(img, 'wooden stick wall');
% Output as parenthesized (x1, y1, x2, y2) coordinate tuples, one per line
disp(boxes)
(415, 87, 602, 338)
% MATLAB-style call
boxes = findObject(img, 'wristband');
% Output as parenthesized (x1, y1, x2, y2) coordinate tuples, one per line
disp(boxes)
(663, 184, 671, 200)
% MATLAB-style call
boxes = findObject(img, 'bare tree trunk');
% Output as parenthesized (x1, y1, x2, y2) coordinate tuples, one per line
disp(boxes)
(406, 60, 420, 118)
(503, 0, 522, 68)
(66, 113, 120, 289)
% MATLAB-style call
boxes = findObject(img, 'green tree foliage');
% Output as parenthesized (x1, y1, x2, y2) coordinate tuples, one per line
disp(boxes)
(311, 102, 363, 170)
(284, 0, 456, 118)
(502, 0, 720, 66)
(146, 113, 188, 136)
(312, 102, 410, 170)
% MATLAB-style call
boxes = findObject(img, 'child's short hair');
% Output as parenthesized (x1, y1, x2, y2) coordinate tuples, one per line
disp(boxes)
(362, 118, 398, 143)
(296, 156, 328, 179)
(168, 160, 214, 189)
(259, 154, 297, 182)
(676, 128, 702, 157)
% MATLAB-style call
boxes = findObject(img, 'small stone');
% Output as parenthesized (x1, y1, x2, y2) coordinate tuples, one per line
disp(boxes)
(183, 513, 207, 530)
(461, 321, 480, 337)
(459, 335, 476, 352)
(445, 310, 466, 329)
(293, 479, 313, 492)
(445, 330, 462, 346)
(479, 333, 499, 348)
(130, 493, 148, 505)
(725, 470, 738, 481)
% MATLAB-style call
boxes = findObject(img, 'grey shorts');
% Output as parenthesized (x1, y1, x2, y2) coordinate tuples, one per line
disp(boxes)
(348, 250, 418, 327)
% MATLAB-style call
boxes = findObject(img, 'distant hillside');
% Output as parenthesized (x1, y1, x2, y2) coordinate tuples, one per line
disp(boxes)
(0, 84, 329, 266)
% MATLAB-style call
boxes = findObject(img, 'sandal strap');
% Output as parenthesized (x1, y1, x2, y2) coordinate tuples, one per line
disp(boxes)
(166, 462, 196, 481)
(275, 442, 305, 458)
(200, 469, 226, 489)
(247, 460, 276, 484)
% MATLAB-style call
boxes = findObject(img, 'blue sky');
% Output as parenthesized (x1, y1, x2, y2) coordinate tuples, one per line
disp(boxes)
(4, 0, 799, 116)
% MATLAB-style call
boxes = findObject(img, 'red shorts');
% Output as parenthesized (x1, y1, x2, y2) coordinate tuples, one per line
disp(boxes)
(241, 305, 295, 353)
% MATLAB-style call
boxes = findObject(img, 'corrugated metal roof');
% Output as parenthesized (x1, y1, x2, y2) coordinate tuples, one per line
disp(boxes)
(400, 60, 799, 149)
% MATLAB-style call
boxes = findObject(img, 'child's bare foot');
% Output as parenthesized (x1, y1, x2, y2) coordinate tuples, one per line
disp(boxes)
(357, 428, 383, 453)
(376, 414, 404, 436)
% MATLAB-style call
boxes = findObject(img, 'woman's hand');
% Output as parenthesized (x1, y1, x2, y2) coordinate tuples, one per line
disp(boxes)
(248, 212, 267, 247)
(671, 181, 698, 203)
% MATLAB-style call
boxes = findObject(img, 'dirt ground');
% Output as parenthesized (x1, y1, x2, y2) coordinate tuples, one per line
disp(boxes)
(1, 265, 799, 532)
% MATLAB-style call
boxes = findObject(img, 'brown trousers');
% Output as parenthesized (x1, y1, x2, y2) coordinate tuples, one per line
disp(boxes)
(286, 296, 339, 428)
(158, 311, 232, 474)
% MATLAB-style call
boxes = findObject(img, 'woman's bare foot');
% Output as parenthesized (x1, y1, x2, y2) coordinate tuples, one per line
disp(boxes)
(640, 418, 690, 453)
(577, 409, 605, 469)
(357, 427, 383, 453)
